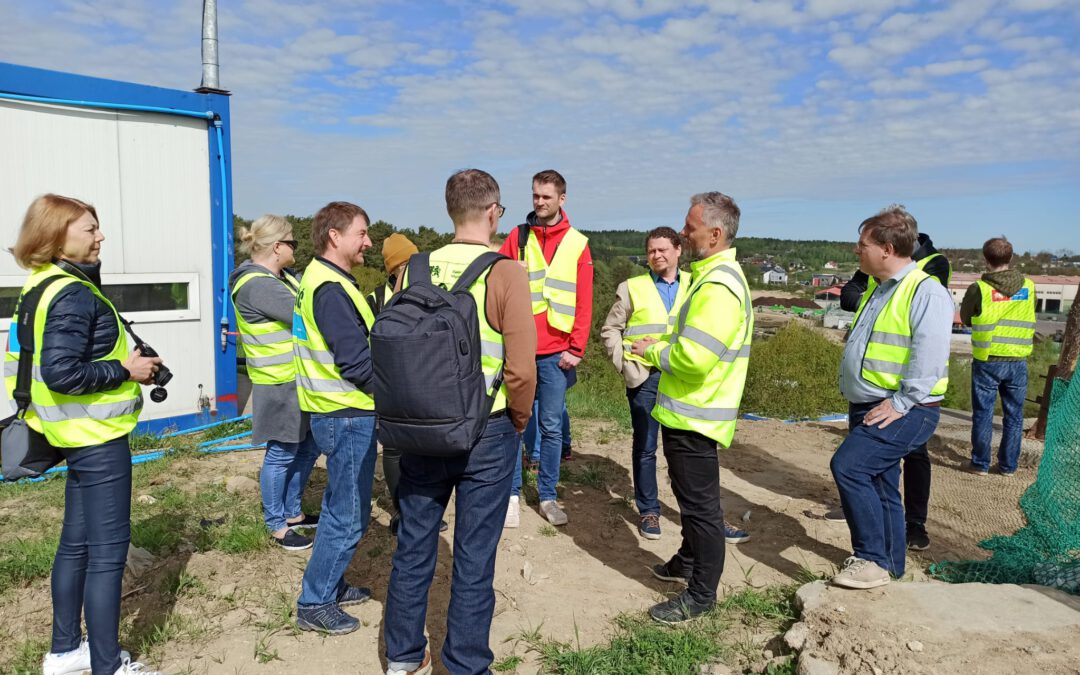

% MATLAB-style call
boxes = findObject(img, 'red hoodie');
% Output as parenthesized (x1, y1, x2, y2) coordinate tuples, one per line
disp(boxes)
(499, 210, 593, 357)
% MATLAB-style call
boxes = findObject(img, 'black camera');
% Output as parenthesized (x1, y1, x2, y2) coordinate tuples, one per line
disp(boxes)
(137, 342, 172, 403)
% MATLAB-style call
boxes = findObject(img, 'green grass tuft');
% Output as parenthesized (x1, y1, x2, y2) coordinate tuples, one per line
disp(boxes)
(0, 535, 60, 595)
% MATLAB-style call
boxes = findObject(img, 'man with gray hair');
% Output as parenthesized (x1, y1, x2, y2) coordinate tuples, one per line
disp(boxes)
(630, 191, 753, 623)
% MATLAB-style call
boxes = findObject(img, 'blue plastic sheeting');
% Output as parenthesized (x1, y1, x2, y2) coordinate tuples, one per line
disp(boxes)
(741, 412, 847, 423)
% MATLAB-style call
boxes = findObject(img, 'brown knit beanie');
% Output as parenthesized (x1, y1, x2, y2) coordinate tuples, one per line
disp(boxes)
(382, 233, 419, 274)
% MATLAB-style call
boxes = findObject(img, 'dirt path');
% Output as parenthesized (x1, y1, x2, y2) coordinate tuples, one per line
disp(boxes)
(1, 415, 1045, 674)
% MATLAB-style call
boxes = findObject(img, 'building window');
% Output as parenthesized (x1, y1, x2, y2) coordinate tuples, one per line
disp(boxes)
(105, 282, 189, 313)
(1, 273, 200, 324)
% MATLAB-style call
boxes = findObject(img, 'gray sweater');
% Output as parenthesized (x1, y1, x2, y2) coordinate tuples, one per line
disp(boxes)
(229, 260, 310, 445)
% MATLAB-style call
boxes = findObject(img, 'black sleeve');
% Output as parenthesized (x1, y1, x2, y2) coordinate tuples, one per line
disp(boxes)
(840, 270, 869, 312)
(959, 284, 981, 326)
(924, 255, 951, 287)
(40, 285, 130, 396)
(312, 284, 373, 393)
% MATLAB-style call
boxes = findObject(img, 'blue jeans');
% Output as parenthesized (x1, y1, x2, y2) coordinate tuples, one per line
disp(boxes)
(52, 436, 131, 675)
(522, 402, 571, 462)
(830, 403, 940, 577)
(260, 432, 320, 531)
(627, 370, 661, 515)
(298, 415, 377, 607)
(385, 415, 519, 674)
(970, 360, 1028, 473)
(518, 354, 573, 501)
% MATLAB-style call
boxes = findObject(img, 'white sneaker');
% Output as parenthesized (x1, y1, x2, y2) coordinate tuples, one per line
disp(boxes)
(113, 657, 162, 675)
(539, 500, 568, 526)
(42, 637, 130, 675)
(503, 496, 520, 529)
(832, 556, 890, 590)
(387, 649, 432, 674)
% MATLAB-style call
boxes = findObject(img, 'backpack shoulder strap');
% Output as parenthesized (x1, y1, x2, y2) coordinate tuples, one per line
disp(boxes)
(450, 252, 507, 294)
(406, 252, 432, 287)
(13, 276, 67, 413)
(516, 224, 529, 261)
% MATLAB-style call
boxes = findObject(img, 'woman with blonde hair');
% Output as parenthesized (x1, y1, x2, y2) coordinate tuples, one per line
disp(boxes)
(7, 194, 161, 675)
(229, 215, 320, 550)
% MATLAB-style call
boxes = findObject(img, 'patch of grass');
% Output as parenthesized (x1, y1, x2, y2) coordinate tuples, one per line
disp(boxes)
(765, 657, 798, 674)
(131, 511, 187, 555)
(163, 570, 206, 599)
(538, 524, 558, 537)
(124, 610, 210, 659)
(199, 419, 253, 442)
(198, 514, 270, 554)
(560, 462, 610, 490)
(10, 636, 50, 675)
(566, 337, 632, 432)
(0, 534, 60, 594)
(743, 323, 846, 419)
(492, 654, 523, 672)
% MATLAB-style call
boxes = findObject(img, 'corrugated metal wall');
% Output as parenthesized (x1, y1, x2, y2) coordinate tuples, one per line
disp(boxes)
(1, 99, 218, 424)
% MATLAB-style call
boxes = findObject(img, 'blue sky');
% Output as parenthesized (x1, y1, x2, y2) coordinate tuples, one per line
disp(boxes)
(2, 0, 1078, 250)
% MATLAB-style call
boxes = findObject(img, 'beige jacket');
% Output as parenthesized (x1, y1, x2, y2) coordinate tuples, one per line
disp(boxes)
(600, 280, 654, 389)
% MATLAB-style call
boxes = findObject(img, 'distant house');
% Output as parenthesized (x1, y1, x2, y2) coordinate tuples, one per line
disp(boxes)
(812, 273, 841, 287)
(762, 266, 788, 285)
(824, 261, 839, 270)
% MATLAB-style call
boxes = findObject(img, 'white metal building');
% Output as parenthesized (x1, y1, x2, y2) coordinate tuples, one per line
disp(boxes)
(0, 63, 237, 433)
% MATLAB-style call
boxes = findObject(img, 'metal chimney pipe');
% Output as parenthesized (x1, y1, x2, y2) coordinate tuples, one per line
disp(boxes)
(200, 0, 220, 90)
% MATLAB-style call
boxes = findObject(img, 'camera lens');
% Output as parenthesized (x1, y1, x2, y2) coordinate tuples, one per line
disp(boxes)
(150, 387, 168, 403)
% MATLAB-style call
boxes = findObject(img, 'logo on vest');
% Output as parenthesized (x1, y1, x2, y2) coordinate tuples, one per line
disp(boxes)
(991, 287, 1029, 302)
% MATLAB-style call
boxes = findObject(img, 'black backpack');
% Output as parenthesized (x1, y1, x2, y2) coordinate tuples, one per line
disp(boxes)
(370, 251, 507, 457)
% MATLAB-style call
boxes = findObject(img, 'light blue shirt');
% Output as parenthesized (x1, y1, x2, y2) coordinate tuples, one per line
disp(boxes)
(839, 262, 954, 414)
(650, 271, 680, 312)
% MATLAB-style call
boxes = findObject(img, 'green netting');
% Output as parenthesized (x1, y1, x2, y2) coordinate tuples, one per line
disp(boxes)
(930, 369, 1080, 593)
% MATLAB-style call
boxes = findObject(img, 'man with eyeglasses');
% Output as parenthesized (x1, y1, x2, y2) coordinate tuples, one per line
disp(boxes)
(499, 169, 593, 527)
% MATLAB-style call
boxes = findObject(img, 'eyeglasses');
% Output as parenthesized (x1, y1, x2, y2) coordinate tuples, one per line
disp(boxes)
(277, 240, 299, 251)
(489, 203, 506, 218)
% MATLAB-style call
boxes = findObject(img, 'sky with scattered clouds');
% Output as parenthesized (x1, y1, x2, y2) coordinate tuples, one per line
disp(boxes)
(2, 0, 1079, 249)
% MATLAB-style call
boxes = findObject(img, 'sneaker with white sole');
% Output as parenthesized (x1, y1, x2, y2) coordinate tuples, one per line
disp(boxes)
(113, 658, 162, 675)
(42, 637, 130, 675)
(823, 507, 846, 523)
(832, 556, 890, 589)
(387, 648, 433, 675)
(724, 522, 750, 544)
(504, 496, 520, 529)
(539, 500, 568, 526)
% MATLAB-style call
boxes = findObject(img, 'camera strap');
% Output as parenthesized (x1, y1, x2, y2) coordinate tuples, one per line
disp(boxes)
(12, 276, 67, 416)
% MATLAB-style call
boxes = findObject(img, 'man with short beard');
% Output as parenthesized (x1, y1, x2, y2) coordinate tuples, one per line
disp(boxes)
(630, 192, 753, 623)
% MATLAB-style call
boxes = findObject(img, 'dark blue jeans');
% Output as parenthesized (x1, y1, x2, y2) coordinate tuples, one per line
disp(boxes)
(970, 359, 1028, 473)
(52, 436, 132, 675)
(298, 415, 377, 607)
(259, 432, 320, 531)
(511, 354, 573, 501)
(385, 415, 519, 674)
(627, 370, 661, 515)
(831, 403, 940, 577)
(522, 402, 570, 462)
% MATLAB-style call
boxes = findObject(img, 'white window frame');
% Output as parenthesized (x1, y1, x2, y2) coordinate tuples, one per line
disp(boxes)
(0, 272, 201, 329)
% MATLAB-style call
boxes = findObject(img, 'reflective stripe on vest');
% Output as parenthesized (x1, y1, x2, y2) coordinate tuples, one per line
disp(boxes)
(4, 264, 142, 448)
(622, 271, 691, 366)
(403, 243, 508, 413)
(292, 259, 376, 413)
(231, 270, 300, 385)
(651, 251, 753, 448)
(852, 268, 949, 395)
(970, 278, 1036, 361)
(524, 228, 588, 333)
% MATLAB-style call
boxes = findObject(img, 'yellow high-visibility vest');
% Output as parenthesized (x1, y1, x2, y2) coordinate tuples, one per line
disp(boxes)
(969, 278, 1036, 361)
(231, 269, 300, 385)
(403, 243, 508, 413)
(852, 268, 949, 395)
(4, 264, 142, 447)
(524, 228, 588, 333)
(650, 249, 753, 447)
(292, 259, 376, 414)
(622, 271, 690, 366)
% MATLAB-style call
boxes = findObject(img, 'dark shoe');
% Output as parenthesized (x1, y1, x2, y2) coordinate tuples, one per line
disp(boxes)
(639, 514, 662, 540)
(561, 444, 573, 461)
(824, 507, 846, 523)
(724, 522, 750, 544)
(288, 513, 320, 530)
(336, 585, 371, 607)
(651, 562, 691, 585)
(648, 591, 713, 624)
(273, 530, 313, 551)
(439, 519, 449, 532)
(907, 528, 930, 551)
(296, 602, 359, 635)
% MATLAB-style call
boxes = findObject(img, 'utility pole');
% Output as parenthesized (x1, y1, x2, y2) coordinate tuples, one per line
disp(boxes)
(1027, 298, 1080, 440)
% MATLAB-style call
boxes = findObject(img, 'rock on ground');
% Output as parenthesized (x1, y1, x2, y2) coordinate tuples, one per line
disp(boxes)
(791, 581, 1080, 675)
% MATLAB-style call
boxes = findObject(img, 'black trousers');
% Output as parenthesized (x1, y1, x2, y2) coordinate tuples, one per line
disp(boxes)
(661, 425, 725, 605)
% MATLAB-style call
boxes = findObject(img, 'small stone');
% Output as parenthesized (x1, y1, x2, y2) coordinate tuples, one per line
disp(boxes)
(217, 582, 237, 598)
(784, 622, 810, 651)
(136, 494, 157, 505)
(872, 667, 884, 675)
(907, 640, 924, 653)
(522, 560, 536, 585)
(797, 655, 839, 675)
(795, 581, 828, 612)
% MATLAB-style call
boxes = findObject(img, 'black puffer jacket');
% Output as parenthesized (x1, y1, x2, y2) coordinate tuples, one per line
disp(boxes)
(38, 261, 129, 396)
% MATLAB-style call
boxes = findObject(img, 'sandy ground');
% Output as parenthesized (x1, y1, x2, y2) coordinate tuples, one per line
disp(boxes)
(1, 412, 1058, 674)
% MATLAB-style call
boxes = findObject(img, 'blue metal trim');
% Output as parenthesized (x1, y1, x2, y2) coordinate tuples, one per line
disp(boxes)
(1, 61, 239, 432)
